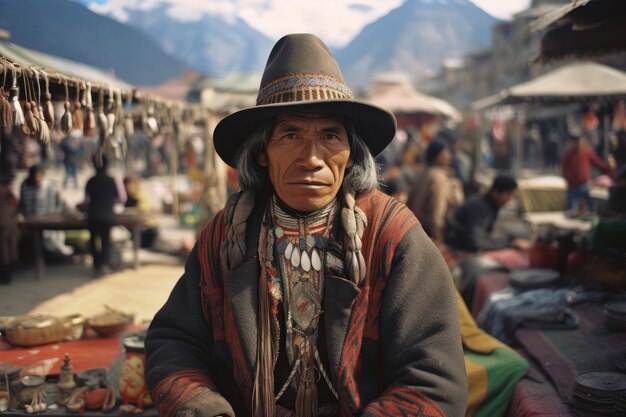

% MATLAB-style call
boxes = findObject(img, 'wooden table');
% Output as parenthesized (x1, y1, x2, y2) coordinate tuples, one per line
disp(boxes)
(523, 211, 595, 237)
(19, 213, 146, 280)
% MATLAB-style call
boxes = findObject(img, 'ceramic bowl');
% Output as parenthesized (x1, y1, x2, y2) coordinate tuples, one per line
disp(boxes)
(88, 307, 134, 338)
(21, 375, 45, 387)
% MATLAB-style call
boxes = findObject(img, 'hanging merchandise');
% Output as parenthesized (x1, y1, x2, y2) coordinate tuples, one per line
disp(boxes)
(105, 87, 115, 136)
(32, 68, 50, 144)
(111, 89, 127, 159)
(21, 73, 38, 139)
(123, 93, 134, 139)
(147, 104, 158, 135)
(9, 64, 24, 127)
(0, 84, 11, 127)
(40, 70, 55, 129)
(72, 81, 84, 132)
(83, 82, 96, 138)
(96, 87, 108, 135)
(60, 79, 73, 134)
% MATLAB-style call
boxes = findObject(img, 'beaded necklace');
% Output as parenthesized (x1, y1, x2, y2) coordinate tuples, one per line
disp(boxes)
(266, 196, 339, 409)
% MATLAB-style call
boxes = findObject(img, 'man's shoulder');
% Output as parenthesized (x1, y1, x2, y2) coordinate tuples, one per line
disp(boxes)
(459, 193, 487, 211)
(357, 188, 399, 213)
(357, 189, 419, 232)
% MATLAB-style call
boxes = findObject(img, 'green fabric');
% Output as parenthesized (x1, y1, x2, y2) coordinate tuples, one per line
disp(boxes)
(586, 217, 626, 252)
(465, 347, 528, 417)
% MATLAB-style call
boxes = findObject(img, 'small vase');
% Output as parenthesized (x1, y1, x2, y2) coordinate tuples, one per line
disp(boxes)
(119, 333, 151, 408)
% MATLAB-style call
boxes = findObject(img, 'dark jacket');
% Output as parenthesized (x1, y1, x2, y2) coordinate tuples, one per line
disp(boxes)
(445, 193, 508, 252)
(85, 173, 119, 223)
(145, 190, 467, 417)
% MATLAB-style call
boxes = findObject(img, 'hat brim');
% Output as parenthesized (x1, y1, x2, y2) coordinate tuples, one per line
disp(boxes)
(213, 99, 397, 167)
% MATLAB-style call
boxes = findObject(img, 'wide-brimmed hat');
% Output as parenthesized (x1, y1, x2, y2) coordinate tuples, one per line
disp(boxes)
(213, 33, 397, 167)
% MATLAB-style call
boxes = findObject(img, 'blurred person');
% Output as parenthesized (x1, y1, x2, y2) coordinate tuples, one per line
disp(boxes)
(544, 128, 560, 170)
(19, 164, 74, 257)
(0, 170, 20, 284)
(436, 128, 474, 196)
(1, 126, 20, 175)
(382, 176, 409, 204)
(84, 154, 119, 275)
(407, 139, 464, 245)
(445, 175, 531, 253)
(145, 33, 466, 417)
(561, 131, 614, 214)
(60, 129, 82, 189)
(123, 173, 193, 257)
(614, 130, 626, 172)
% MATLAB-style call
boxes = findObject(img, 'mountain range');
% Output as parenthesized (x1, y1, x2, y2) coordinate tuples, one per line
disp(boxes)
(0, 0, 190, 85)
(0, 0, 500, 88)
(336, 0, 499, 88)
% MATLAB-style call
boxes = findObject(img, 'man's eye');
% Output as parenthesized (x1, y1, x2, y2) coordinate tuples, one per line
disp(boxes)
(283, 132, 298, 140)
(323, 133, 340, 141)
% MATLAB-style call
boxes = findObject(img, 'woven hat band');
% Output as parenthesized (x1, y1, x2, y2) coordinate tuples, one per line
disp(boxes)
(256, 73, 353, 106)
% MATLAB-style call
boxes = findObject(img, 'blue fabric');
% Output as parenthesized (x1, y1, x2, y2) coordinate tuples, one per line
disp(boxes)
(477, 287, 610, 344)
(566, 183, 593, 211)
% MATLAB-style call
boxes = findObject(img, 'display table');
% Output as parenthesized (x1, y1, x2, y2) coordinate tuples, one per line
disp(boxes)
(523, 211, 594, 236)
(1, 328, 157, 416)
(513, 302, 626, 404)
(19, 212, 147, 280)
(492, 299, 626, 416)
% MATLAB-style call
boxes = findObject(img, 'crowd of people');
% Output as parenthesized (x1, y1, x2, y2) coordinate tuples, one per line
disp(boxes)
(376, 121, 619, 259)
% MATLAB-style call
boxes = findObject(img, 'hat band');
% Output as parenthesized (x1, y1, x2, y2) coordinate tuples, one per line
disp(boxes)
(257, 73, 353, 105)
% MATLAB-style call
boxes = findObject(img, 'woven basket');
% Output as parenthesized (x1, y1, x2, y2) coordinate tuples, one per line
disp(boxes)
(4, 314, 86, 347)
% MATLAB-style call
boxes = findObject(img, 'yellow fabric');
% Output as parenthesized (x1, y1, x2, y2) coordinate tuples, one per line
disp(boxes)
(456, 291, 505, 354)
(457, 290, 528, 417)
(464, 355, 488, 417)
(517, 186, 566, 213)
(128, 189, 159, 227)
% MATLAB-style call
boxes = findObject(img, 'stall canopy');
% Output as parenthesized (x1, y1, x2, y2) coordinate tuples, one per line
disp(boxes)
(0, 37, 133, 92)
(472, 62, 626, 110)
(530, 0, 626, 62)
(367, 78, 462, 122)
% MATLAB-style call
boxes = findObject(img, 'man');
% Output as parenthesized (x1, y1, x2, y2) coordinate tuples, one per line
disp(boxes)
(145, 33, 467, 417)
(407, 139, 464, 245)
(561, 131, 614, 214)
(19, 164, 74, 257)
(123, 173, 193, 257)
(60, 129, 82, 189)
(445, 175, 529, 252)
(84, 154, 119, 275)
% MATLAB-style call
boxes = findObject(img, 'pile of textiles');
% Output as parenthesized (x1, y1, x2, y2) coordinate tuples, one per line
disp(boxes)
(477, 287, 610, 344)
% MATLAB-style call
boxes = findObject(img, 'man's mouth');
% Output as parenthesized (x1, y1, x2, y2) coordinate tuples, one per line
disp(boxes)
(290, 181, 328, 188)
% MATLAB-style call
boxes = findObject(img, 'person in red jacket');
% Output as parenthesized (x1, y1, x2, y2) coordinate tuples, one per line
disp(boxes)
(561, 132, 613, 214)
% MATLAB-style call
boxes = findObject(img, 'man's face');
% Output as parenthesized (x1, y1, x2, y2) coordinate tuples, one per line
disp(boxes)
(258, 113, 353, 212)
(33, 172, 44, 188)
(434, 148, 451, 167)
(493, 190, 516, 207)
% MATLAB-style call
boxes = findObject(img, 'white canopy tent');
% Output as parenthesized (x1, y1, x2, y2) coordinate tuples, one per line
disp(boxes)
(473, 62, 626, 110)
(367, 78, 462, 122)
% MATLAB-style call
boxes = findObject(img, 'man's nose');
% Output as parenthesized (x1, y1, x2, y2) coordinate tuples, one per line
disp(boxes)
(296, 138, 324, 169)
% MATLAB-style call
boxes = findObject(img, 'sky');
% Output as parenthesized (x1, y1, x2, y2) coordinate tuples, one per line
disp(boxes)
(78, 0, 533, 47)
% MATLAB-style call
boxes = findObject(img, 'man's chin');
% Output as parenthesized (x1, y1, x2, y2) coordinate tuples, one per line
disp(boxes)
(283, 195, 334, 213)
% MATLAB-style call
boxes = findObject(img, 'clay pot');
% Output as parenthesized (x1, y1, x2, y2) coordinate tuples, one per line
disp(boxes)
(84, 387, 108, 409)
